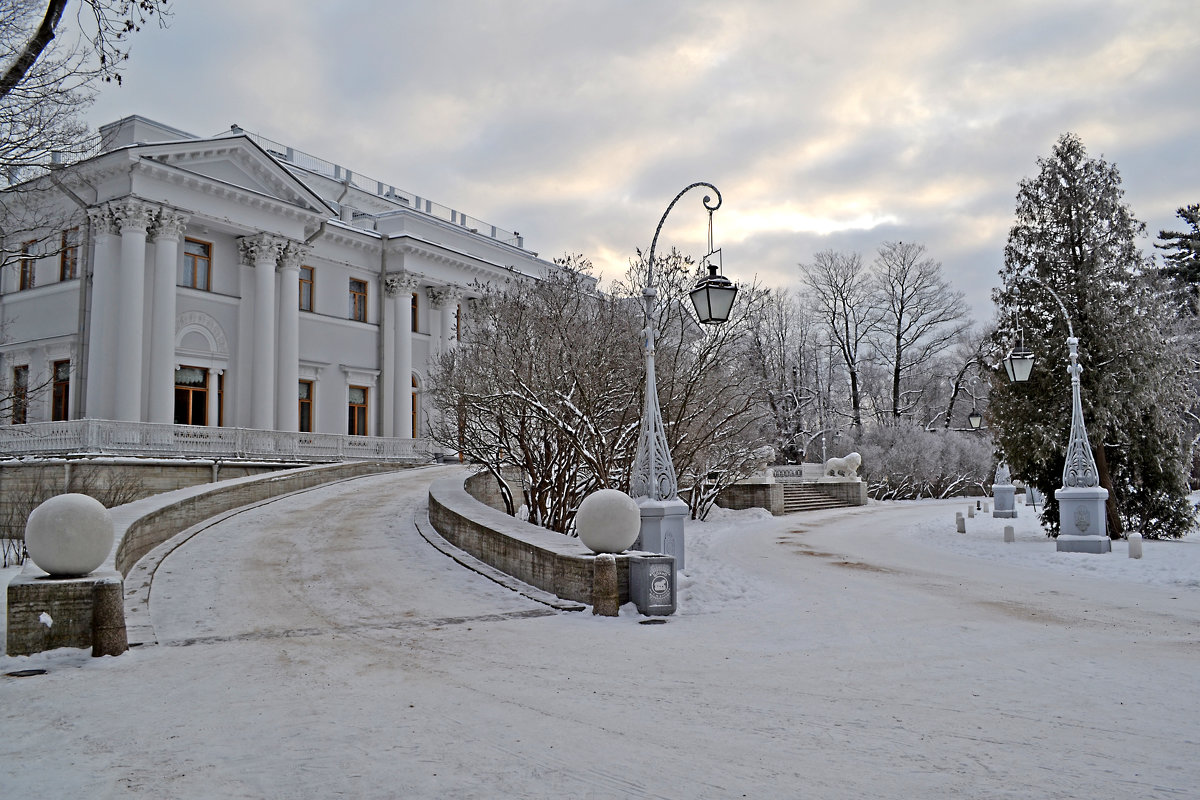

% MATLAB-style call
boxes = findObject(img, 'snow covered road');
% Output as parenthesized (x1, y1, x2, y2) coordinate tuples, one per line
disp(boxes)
(3, 470, 1199, 799)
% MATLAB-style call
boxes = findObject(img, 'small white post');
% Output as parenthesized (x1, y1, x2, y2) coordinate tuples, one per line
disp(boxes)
(967, 504, 975, 518)
(1128, 532, 1143, 559)
(1004, 525, 1015, 543)
(956, 513, 966, 534)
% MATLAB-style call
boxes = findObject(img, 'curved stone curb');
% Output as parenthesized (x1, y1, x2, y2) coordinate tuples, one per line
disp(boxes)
(414, 511, 586, 612)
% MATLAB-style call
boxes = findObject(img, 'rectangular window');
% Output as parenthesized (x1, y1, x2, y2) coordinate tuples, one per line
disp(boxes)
(12, 365, 28, 424)
(299, 266, 314, 312)
(411, 292, 420, 332)
(348, 385, 368, 436)
(298, 379, 313, 433)
(51, 360, 70, 421)
(174, 366, 208, 426)
(59, 228, 79, 281)
(180, 238, 212, 290)
(455, 303, 462, 341)
(349, 278, 368, 322)
(19, 240, 35, 290)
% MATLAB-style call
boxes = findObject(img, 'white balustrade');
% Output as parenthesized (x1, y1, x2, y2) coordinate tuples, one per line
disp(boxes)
(0, 420, 433, 463)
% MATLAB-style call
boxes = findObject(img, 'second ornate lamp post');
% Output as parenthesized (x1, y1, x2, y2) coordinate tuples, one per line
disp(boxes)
(1004, 276, 1110, 553)
(629, 182, 736, 570)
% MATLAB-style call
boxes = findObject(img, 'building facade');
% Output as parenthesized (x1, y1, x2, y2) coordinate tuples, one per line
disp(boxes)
(0, 115, 566, 454)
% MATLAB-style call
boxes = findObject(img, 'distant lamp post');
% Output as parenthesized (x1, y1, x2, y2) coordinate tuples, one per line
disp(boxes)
(1005, 276, 1110, 553)
(630, 182, 731, 570)
(968, 408, 983, 430)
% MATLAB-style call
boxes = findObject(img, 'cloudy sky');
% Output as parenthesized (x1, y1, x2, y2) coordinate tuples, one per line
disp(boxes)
(84, 0, 1200, 322)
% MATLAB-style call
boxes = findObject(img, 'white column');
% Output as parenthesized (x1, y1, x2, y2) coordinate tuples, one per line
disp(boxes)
(207, 368, 221, 426)
(240, 234, 283, 430)
(111, 199, 156, 421)
(380, 278, 396, 438)
(274, 242, 307, 432)
(85, 205, 120, 419)
(427, 284, 463, 355)
(390, 274, 421, 437)
(147, 209, 188, 424)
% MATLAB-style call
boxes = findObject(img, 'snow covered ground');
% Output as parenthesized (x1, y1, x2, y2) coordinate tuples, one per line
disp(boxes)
(2, 468, 1198, 799)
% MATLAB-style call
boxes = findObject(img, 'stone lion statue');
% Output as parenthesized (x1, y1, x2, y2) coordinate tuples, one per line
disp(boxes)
(823, 451, 862, 478)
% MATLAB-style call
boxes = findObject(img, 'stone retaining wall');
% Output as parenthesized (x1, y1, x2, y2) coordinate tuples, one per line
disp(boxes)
(7, 461, 403, 656)
(0, 459, 287, 540)
(813, 479, 869, 506)
(428, 475, 628, 606)
(716, 482, 785, 515)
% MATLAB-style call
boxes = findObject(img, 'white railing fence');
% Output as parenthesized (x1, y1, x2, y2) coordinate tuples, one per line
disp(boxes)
(0, 420, 435, 463)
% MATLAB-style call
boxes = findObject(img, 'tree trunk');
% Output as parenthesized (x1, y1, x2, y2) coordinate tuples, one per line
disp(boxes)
(1094, 443, 1123, 538)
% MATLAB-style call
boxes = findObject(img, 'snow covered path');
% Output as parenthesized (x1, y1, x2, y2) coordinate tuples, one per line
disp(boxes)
(2, 473, 1199, 799)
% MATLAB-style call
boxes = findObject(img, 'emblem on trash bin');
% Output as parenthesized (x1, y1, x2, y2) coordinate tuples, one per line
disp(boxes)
(650, 569, 671, 600)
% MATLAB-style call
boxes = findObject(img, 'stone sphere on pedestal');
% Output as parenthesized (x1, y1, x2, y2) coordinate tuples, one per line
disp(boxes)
(25, 493, 114, 578)
(575, 489, 640, 554)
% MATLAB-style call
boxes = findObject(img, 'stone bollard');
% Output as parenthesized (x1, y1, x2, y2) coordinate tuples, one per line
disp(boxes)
(956, 513, 966, 534)
(592, 554, 620, 617)
(967, 505, 975, 518)
(983, 501, 990, 513)
(91, 578, 129, 657)
(1004, 525, 1015, 543)
(1128, 532, 1143, 559)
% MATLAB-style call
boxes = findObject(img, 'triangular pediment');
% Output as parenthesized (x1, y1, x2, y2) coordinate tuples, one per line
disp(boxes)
(131, 136, 332, 215)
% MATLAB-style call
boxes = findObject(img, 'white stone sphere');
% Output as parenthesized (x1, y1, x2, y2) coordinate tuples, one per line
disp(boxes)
(575, 490, 640, 554)
(25, 493, 114, 577)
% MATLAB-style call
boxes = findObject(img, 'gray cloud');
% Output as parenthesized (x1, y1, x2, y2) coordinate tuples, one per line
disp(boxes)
(85, 0, 1200, 322)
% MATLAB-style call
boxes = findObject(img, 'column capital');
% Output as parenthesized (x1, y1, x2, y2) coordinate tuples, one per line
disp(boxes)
(149, 208, 189, 242)
(278, 240, 311, 272)
(87, 204, 119, 236)
(238, 233, 285, 265)
(384, 270, 422, 298)
(426, 283, 464, 309)
(110, 198, 157, 233)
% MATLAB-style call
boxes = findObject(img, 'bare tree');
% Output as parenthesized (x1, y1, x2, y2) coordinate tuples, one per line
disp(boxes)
(869, 241, 971, 421)
(800, 250, 880, 431)
(428, 259, 643, 532)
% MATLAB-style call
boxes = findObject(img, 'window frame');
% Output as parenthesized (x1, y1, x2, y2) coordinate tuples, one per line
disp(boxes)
(173, 365, 209, 426)
(298, 379, 314, 433)
(299, 265, 314, 312)
(12, 364, 28, 424)
(180, 237, 212, 291)
(411, 291, 420, 332)
(349, 278, 368, 322)
(59, 228, 79, 281)
(19, 240, 36, 290)
(348, 384, 368, 436)
(51, 359, 70, 421)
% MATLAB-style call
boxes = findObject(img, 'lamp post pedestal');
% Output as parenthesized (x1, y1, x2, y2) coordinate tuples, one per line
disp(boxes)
(634, 498, 688, 571)
(1055, 486, 1112, 553)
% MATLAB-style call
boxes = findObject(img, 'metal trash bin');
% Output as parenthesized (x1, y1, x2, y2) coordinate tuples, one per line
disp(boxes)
(628, 554, 676, 616)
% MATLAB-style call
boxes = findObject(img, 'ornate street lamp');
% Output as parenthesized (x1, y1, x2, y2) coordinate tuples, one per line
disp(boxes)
(968, 408, 983, 430)
(630, 182, 732, 570)
(688, 219, 738, 323)
(1004, 276, 1110, 553)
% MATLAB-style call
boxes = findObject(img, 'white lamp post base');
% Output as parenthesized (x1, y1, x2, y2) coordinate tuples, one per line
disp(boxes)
(635, 497, 688, 570)
(1055, 485, 1112, 553)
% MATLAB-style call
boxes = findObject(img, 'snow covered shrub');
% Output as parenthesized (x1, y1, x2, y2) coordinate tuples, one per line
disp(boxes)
(857, 423, 994, 500)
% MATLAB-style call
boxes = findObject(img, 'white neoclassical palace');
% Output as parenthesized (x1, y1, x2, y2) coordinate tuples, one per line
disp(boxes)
(0, 115, 566, 460)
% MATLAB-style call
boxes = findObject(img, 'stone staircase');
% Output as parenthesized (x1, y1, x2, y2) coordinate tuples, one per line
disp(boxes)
(781, 483, 852, 513)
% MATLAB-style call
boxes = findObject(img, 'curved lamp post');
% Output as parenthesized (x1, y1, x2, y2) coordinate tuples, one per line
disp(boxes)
(629, 182, 735, 570)
(1004, 276, 1110, 553)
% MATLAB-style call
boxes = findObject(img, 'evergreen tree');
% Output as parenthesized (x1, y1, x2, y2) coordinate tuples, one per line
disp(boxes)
(1156, 204, 1200, 314)
(990, 133, 1194, 539)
